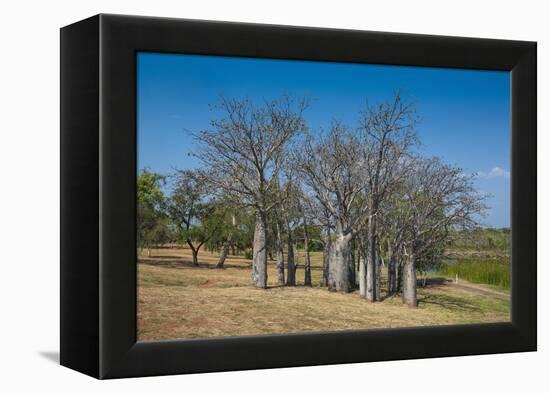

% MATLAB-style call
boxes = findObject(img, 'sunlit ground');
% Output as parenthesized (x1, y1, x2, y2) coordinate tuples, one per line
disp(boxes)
(137, 247, 510, 341)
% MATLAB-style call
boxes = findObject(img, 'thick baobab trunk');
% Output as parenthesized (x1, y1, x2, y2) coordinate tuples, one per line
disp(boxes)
(275, 221, 285, 285)
(251, 211, 268, 288)
(322, 232, 331, 287)
(216, 241, 230, 268)
(303, 219, 312, 287)
(402, 251, 417, 307)
(365, 217, 380, 302)
(328, 232, 353, 292)
(366, 216, 379, 301)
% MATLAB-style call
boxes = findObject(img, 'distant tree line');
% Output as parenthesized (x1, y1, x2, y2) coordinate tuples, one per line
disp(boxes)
(446, 228, 510, 252)
(137, 92, 487, 307)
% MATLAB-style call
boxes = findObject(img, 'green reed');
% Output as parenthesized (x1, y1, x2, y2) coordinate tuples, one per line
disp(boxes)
(437, 259, 510, 289)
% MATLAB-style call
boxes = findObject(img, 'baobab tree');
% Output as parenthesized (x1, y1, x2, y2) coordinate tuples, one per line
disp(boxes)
(298, 122, 370, 292)
(268, 177, 300, 286)
(376, 185, 409, 296)
(266, 192, 286, 284)
(299, 193, 333, 286)
(279, 179, 303, 286)
(356, 92, 418, 301)
(318, 203, 333, 287)
(193, 96, 308, 288)
(400, 157, 486, 306)
(298, 196, 317, 287)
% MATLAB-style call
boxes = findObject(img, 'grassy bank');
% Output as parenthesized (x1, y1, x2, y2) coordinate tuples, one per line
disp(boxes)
(437, 259, 510, 289)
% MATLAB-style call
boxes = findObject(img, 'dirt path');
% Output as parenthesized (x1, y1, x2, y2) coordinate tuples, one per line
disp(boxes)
(448, 281, 509, 300)
(426, 277, 509, 300)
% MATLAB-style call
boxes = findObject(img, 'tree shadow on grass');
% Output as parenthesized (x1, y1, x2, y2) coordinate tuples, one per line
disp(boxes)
(419, 293, 482, 312)
(139, 258, 203, 269)
(210, 263, 252, 270)
(423, 277, 453, 286)
(139, 258, 252, 270)
(264, 283, 322, 290)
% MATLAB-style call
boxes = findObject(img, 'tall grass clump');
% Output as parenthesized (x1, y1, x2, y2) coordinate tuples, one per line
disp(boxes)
(437, 259, 510, 289)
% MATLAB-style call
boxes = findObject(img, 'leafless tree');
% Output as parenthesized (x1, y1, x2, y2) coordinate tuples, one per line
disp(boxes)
(356, 92, 418, 301)
(280, 179, 303, 286)
(189, 92, 486, 309)
(297, 193, 321, 287)
(298, 122, 371, 292)
(193, 96, 308, 288)
(400, 157, 486, 306)
(301, 193, 333, 286)
(377, 186, 409, 296)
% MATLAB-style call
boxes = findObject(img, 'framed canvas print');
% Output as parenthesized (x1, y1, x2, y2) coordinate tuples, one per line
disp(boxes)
(60, 14, 536, 379)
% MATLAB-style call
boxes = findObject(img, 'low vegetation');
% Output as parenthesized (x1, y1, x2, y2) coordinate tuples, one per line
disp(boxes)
(437, 228, 510, 288)
(437, 259, 510, 289)
(446, 228, 511, 252)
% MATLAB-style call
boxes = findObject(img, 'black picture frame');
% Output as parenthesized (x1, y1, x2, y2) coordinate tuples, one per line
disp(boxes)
(60, 14, 536, 379)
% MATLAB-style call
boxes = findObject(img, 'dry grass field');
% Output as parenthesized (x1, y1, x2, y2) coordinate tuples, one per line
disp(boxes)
(137, 247, 510, 341)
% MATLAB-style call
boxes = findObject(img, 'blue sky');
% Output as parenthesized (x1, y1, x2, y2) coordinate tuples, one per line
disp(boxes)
(137, 52, 510, 228)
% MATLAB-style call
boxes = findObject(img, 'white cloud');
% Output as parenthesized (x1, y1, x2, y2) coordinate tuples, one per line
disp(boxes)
(476, 166, 510, 179)
(487, 166, 510, 178)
